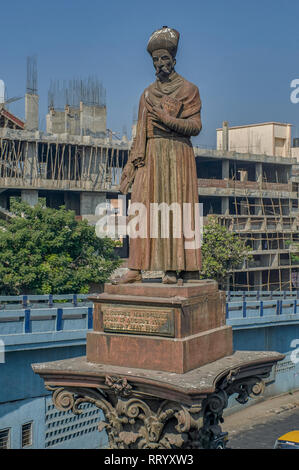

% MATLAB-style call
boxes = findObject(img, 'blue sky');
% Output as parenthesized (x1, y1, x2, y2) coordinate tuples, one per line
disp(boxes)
(2, 0, 299, 147)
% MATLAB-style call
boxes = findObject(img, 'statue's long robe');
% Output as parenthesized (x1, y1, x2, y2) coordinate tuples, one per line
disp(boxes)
(126, 72, 202, 272)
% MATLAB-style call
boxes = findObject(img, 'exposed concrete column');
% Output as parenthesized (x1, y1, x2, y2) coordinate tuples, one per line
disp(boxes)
(283, 164, 291, 184)
(221, 197, 229, 215)
(240, 200, 248, 215)
(255, 197, 263, 216)
(80, 102, 107, 137)
(23, 141, 38, 181)
(81, 146, 92, 178)
(65, 105, 80, 135)
(255, 162, 263, 184)
(222, 121, 229, 152)
(25, 93, 39, 131)
(253, 270, 263, 290)
(222, 159, 229, 179)
(46, 108, 65, 134)
(0, 190, 8, 209)
(254, 235, 262, 251)
(286, 124, 292, 157)
(80, 192, 107, 215)
(21, 190, 39, 206)
(64, 192, 80, 215)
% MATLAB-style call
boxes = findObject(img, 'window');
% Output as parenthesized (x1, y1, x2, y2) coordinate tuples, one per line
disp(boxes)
(0, 429, 10, 449)
(21, 422, 33, 448)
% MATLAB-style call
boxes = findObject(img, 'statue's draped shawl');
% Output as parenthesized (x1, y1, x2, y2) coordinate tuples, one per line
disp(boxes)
(130, 73, 202, 165)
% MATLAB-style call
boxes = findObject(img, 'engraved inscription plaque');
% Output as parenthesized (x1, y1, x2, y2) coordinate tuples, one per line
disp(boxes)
(102, 304, 175, 337)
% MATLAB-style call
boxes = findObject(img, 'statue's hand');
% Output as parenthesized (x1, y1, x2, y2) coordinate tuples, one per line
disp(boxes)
(151, 105, 169, 124)
(132, 156, 145, 168)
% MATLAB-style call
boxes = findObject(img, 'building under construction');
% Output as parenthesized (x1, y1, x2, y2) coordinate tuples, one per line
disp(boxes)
(195, 149, 298, 291)
(1, 60, 299, 291)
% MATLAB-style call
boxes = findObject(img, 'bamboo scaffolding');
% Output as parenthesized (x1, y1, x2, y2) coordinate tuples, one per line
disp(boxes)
(87, 145, 93, 180)
(0, 137, 129, 187)
(226, 167, 298, 291)
(58, 144, 65, 181)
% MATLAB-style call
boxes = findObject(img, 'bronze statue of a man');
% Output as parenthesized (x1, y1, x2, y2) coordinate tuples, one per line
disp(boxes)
(119, 26, 202, 284)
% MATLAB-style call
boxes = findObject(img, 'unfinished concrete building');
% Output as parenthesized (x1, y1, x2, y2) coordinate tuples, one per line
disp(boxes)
(217, 121, 293, 157)
(25, 56, 39, 132)
(1, 121, 298, 291)
(0, 126, 128, 213)
(0, 126, 130, 256)
(0, 62, 124, 231)
(197, 121, 299, 291)
(46, 77, 106, 138)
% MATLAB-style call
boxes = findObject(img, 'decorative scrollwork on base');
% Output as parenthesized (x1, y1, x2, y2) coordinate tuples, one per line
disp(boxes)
(106, 398, 205, 449)
(224, 376, 265, 404)
(52, 387, 79, 414)
(47, 371, 268, 449)
(48, 385, 206, 449)
(105, 376, 133, 397)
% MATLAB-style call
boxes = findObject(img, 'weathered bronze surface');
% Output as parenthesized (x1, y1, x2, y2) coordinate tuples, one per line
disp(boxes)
(102, 304, 175, 337)
(119, 26, 202, 275)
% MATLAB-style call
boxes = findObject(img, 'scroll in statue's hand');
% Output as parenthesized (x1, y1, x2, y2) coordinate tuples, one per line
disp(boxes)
(151, 106, 184, 134)
(150, 106, 169, 124)
(132, 156, 145, 168)
(160, 96, 183, 117)
(151, 97, 184, 127)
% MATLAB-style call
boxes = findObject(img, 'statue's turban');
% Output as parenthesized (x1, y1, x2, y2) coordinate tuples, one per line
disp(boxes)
(147, 26, 180, 58)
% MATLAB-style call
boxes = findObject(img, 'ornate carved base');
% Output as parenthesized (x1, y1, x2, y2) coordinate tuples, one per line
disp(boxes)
(32, 351, 284, 449)
(49, 386, 219, 449)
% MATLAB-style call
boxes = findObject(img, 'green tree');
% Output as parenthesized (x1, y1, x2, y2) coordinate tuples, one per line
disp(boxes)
(285, 240, 299, 264)
(200, 216, 252, 288)
(0, 201, 122, 295)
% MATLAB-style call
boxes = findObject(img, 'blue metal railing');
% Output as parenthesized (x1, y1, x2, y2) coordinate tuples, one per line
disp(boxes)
(226, 290, 299, 302)
(225, 291, 299, 321)
(226, 298, 299, 320)
(0, 294, 90, 310)
(0, 294, 94, 334)
(1, 292, 299, 333)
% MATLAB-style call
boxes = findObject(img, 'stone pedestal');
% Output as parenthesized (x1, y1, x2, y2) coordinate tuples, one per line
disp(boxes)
(31, 280, 285, 449)
(86, 281, 233, 373)
(32, 351, 284, 449)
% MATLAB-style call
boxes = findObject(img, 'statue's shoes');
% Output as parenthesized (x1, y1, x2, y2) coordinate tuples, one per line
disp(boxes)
(162, 271, 177, 284)
(112, 270, 142, 284)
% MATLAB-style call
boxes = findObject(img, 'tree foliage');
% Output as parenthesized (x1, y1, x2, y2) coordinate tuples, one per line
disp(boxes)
(0, 201, 121, 295)
(285, 240, 299, 264)
(200, 216, 252, 287)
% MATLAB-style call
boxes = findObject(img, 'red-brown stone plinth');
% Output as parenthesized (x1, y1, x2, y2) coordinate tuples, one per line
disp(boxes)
(86, 281, 233, 374)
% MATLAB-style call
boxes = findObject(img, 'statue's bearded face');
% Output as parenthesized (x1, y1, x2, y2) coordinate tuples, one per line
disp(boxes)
(152, 49, 176, 79)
